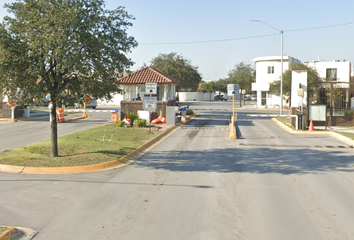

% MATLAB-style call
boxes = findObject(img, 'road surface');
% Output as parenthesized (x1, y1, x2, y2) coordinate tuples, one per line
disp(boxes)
(1, 102, 354, 239)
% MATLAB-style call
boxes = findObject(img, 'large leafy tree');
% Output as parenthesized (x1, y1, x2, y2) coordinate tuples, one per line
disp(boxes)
(204, 81, 217, 100)
(150, 52, 202, 91)
(0, 0, 137, 157)
(227, 62, 253, 105)
(269, 63, 323, 102)
(215, 78, 228, 93)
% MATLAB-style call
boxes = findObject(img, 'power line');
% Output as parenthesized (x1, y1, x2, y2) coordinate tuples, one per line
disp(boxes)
(140, 33, 278, 45)
(285, 21, 354, 32)
(140, 21, 354, 45)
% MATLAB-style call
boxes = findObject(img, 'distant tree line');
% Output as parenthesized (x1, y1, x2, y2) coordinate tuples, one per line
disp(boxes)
(148, 53, 254, 101)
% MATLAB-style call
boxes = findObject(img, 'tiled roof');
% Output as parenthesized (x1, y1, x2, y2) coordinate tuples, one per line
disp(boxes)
(117, 67, 180, 85)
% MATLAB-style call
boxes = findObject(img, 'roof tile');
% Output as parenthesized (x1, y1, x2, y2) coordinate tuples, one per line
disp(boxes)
(117, 67, 180, 85)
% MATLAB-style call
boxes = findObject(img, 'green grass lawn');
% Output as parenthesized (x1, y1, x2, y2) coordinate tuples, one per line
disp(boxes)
(275, 117, 295, 129)
(336, 131, 354, 140)
(0, 125, 162, 167)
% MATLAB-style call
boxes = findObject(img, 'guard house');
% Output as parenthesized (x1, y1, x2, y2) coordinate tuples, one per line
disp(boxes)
(117, 67, 180, 120)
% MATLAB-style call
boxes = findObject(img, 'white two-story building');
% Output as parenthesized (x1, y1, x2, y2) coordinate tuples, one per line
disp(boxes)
(305, 60, 351, 83)
(305, 60, 352, 109)
(251, 55, 301, 108)
(251, 56, 353, 110)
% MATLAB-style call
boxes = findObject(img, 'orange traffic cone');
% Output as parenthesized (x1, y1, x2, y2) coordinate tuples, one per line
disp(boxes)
(309, 119, 314, 131)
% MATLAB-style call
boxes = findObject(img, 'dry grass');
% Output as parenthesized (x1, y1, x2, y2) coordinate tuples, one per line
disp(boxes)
(0, 227, 9, 235)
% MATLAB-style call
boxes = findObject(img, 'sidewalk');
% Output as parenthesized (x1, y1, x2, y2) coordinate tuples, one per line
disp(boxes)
(314, 126, 354, 133)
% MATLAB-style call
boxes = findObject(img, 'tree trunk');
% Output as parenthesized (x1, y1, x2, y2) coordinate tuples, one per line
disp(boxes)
(50, 101, 58, 157)
(239, 91, 242, 107)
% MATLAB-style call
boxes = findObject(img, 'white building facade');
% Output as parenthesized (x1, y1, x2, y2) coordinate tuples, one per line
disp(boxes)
(252, 56, 353, 110)
(251, 56, 301, 108)
(305, 60, 352, 109)
(305, 60, 351, 83)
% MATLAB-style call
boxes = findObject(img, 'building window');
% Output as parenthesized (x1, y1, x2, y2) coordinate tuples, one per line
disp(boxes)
(267, 66, 274, 74)
(326, 68, 337, 81)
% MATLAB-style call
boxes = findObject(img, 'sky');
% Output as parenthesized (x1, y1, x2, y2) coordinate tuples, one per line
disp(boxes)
(1, 0, 354, 80)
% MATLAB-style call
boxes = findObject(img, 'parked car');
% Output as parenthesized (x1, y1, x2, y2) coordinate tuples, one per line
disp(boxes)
(214, 95, 228, 101)
(251, 95, 256, 101)
(74, 97, 97, 109)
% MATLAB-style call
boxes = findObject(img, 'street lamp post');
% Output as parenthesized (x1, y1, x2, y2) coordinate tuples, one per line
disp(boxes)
(251, 20, 284, 115)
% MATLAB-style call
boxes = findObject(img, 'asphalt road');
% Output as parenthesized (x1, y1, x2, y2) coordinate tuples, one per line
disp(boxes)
(1, 102, 354, 239)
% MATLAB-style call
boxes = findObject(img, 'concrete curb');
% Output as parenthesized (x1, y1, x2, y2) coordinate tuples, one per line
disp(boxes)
(0, 226, 36, 240)
(0, 119, 18, 122)
(271, 118, 354, 147)
(64, 116, 86, 122)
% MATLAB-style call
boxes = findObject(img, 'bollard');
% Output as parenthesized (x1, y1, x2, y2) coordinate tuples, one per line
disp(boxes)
(23, 107, 30, 118)
(111, 109, 118, 122)
(229, 115, 237, 139)
(56, 108, 65, 122)
(11, 106, 15, 120)
(181, 107, 187, 123)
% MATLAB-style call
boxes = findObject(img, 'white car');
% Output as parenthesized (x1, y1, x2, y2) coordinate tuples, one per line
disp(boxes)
(74, 98, 97, 109)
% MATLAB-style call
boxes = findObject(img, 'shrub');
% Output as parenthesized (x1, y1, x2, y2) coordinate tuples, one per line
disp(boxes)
(125, 112, 139, 127)
(125, 112, 139, 120)
(344, 110, 353, 116)
(186, 109, 194, 115)
(135, 119, 147, 128)
(115, 120, 125, 127)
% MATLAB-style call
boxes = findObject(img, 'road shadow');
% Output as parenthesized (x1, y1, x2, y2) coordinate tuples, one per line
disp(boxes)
(134, 147, 354, 175)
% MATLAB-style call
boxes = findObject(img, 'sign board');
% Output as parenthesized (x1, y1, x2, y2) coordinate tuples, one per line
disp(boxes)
(145, 83, 157, 95)
(138, 110, 150, 122)
(227, 84, 239, 96)
(297, 89, 304, 97)
(143, 97, 157, 112)
(309, 105, 326, 121)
